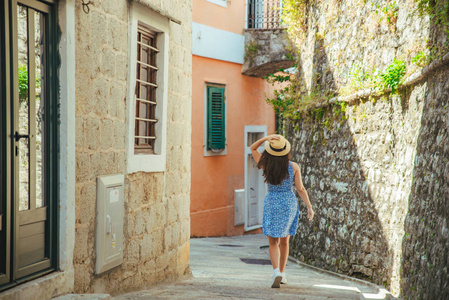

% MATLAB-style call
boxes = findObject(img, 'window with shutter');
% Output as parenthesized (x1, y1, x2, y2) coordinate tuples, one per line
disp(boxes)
(207, 86, 226, 151)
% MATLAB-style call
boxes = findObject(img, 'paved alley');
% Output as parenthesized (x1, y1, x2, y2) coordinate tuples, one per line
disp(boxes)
(113, 234, 394, 300)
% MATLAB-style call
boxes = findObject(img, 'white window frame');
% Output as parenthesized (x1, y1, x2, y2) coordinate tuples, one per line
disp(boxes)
(206, 0, 227, 8)
(126, 2, 170, 173)
(204, 82, 227, 157)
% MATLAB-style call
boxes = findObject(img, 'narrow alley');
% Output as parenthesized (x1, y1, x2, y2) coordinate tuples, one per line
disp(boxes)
(113, 235, 393, 300)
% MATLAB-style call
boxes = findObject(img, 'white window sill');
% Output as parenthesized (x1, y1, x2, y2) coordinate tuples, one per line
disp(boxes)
(127, 153, 166, 173)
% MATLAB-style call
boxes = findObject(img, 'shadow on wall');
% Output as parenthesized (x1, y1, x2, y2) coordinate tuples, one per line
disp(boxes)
(400, 15, 449, 299)
(284, 1, 449, 298)
(289, 32, 394, 289)
(400, 70, 449, 298)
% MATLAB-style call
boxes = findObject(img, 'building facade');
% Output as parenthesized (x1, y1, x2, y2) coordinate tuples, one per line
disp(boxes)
(190, 0, 276, 237)
(0, 0, 192, 297)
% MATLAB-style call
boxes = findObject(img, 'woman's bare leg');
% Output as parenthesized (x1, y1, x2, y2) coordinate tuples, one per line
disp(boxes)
(279, 236, 290, 273)
(268, 236, 280, 270)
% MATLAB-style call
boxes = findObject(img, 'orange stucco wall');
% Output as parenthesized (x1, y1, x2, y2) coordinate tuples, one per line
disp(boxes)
(193, 0, 246, 35)
(190, 55, 276, 237)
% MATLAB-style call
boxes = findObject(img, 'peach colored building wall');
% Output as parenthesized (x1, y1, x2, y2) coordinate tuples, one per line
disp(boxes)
(191, 0, 276, 237)
(190, 55, 275, 237)
(193, 0, 246, 35)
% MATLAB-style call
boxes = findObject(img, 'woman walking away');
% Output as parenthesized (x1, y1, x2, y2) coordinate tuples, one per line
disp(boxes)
(250, 134, 314, 288)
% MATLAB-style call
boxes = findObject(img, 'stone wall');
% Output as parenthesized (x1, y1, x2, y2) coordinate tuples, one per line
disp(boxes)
(289, 69, 449, 299)
(242, 29, 294, 77)
(74, 0, 192, 294)
(282, 0, 449, 298)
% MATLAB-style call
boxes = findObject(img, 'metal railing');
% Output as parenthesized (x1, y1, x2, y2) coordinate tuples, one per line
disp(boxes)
(247, 0, 284, 29)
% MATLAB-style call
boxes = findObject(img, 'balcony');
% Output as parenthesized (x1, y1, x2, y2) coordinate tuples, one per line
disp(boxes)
(242, 0, 295, 78)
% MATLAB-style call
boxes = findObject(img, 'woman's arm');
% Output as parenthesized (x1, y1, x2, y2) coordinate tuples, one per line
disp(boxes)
(250, 134, 281, 164)
(292, 162, 314, 221)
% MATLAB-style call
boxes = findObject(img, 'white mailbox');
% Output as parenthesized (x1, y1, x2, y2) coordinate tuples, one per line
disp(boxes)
(96, 174, 124, 275)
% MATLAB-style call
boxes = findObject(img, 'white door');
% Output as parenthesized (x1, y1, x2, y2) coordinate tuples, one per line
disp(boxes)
(244, 126, 267, 231)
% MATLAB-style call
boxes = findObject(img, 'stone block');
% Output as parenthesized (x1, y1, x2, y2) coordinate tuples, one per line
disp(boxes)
(127, 213, 135, 237)
(100, 48, 116, 78)
(73, 263, 93, 293)
(108, 19, 128, 53)
(115, 53, 128, 81)
(104, 151, 117, 174)
(109, 82, 123, 119)
(73, 226, 89, 265)
(156, 253, 168, 270)
(101, 119, 114, 150)
(171, 221, 181, 247)
(151, 201, 167, 228)
(89, 152, 105, 180)
(76, 152, 90, 183)
(180, 171, 190, 194)
(150, 229, 164, 257)
(126, 238, 140, 265)
(164, 226, 173, 251)
(90, 11, 108, 48)
(135, 208, 149, 235)
(76, 118, 85, 149)
(78, 184, 96, 225)
(164, 171, 181, 197)
(167, 198, 179, 225)
(180, 218, 190, 244)
(141, 233, 153, 261)
(114, 120, 126, 150)
(92, 76, 110, 117)
(116, 151, 126, 174)
(127, 177, 144, 212)
(177, 240, 190, 274)
(103, 0, 128, 21)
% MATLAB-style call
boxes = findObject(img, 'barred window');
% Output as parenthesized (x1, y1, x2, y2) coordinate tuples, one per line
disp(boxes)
(135, 25, 159, 154)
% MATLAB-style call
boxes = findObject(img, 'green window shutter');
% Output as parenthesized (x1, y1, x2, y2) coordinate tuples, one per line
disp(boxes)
(207, 86, 226, 151)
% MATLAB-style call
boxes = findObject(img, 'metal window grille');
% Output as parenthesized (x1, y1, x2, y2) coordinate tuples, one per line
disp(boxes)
(135, 25, 158, 153)
(247, 0, 284, 29)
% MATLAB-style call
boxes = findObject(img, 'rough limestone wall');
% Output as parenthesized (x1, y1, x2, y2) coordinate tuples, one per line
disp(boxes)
(289, 86, 425, 294)
(400, 68, 449, 299)
(284, 0, 449, 297)
(74, 0, 192, 294)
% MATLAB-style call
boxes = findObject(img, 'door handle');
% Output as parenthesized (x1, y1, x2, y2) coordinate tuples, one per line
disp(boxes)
(14, 131, 29, 142)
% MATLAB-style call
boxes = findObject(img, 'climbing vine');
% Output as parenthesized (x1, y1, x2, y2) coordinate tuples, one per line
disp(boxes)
(281, 0, 309, 44)
(416, 0, 449, 29)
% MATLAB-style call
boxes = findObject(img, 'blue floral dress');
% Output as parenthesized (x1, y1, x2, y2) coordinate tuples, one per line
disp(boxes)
(262, 161, 299, 237)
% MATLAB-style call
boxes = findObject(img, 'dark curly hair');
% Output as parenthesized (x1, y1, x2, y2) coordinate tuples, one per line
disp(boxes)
(257, 150, 291, 185)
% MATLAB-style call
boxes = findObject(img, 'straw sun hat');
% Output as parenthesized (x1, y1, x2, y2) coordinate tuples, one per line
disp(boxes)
(264, 136, 291, 156)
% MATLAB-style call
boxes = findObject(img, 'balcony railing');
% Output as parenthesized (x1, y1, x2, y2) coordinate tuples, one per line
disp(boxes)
(247, 0, 284, 29)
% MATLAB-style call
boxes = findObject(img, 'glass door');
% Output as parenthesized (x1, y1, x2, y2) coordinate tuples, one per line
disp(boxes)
(0, 0, 12, 288)
(1, 0, 58, 291)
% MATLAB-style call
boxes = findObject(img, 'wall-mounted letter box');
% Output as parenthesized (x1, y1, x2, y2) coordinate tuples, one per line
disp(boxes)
(96, 174, 124, 275)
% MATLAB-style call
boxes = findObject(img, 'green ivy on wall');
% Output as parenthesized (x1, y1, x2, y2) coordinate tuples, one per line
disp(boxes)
(381, 59, 406, 94)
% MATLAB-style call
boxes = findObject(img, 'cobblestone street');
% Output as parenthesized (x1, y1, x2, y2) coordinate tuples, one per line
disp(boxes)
(113, 234, 393, 300)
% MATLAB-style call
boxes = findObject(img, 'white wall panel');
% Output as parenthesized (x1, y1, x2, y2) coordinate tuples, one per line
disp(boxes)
(192, 22, 245, 64)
